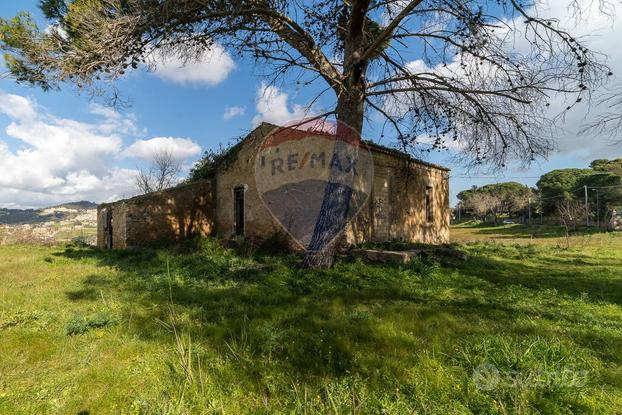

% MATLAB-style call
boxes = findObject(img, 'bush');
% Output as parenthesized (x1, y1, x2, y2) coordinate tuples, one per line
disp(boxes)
(187, 144, 238, 182)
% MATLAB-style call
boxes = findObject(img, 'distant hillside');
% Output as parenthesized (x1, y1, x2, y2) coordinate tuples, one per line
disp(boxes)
(51, 201, 98, 210)
(0, 209, 42, 225)
(0, 201, 97, 225)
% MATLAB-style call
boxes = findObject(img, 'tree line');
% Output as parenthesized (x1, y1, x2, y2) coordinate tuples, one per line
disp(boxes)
(456, 158, 622, 226)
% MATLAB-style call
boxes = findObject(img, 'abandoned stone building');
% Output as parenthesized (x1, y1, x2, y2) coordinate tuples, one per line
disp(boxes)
(97, 123, 450, 250)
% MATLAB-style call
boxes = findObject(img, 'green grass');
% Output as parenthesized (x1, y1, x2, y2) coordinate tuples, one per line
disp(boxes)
(451, 222, 606, 246)
(1, 225, 622, 414)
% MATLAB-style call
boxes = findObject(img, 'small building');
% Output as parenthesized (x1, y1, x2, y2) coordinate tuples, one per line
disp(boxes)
(97, 123, 450, 249)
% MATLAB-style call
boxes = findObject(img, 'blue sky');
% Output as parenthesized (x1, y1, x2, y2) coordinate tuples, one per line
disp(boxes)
(0, 1, 620, 208)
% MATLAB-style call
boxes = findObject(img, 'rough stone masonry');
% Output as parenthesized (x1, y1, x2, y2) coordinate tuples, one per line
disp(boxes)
(98, 123, 451, 249)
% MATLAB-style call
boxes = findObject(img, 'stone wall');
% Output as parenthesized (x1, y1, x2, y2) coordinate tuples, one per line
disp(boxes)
(97, 203, 128, 249)
(96, 206, 107, 248)
(215, 124, 297, 247)
(345, 151, 450, 246)
(214, 125, 450, 248)
(98, 124, 450, 250)
(97, 180, 215, 249)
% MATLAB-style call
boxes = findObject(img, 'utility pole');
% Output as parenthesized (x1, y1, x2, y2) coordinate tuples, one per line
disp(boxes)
(528, 197, 532, 225)
(584, 185, 589, 227)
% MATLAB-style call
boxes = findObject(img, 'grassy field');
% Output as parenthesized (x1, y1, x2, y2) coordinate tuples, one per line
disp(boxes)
(450, 222, 608, 245)
(1, 225, 622, 414)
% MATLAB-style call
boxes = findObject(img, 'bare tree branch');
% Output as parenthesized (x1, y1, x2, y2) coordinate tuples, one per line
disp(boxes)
(360, 0, 425, 62)
(136, 150, 182, 194)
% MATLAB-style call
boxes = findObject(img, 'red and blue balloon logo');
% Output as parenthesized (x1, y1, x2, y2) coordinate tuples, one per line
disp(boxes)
(255, 119, 374, 252)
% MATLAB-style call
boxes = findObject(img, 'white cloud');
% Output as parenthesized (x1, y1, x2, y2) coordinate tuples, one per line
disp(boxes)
(415, 134, 465, 152)
(124, 137, 202, 160)
(89, 104, 146, 137)
(223, 105, 246, 120)
(252, 82, 310, 126)
(0, 91, 201, 208)
(0, 168, 138, 209)
(151, 44, 236, 86)
(0, 91, 133, 205)
(0, 93, 37, 120)
(89, 103, 123, 120)
(0, 92, 126, 194)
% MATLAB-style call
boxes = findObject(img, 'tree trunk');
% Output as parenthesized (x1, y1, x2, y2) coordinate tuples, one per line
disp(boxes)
(301, 88, 366, 269)
(301, 6, 368, 269)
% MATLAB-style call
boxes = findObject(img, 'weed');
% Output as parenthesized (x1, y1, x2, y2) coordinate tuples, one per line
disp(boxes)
(66, 311, 117, 335)
(408, 254, 440, 278)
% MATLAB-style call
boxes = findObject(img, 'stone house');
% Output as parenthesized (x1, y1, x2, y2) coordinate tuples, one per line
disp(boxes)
(97, 123, 450, 249)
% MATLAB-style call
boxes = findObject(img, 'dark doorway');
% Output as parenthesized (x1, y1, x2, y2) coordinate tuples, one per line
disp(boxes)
(104, 208, 113, 249)
(234, 186, 245, 236)
(425, 186, 434, 223)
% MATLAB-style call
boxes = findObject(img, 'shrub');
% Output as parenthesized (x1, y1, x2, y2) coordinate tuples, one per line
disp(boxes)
(187, 143, 239, 182)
